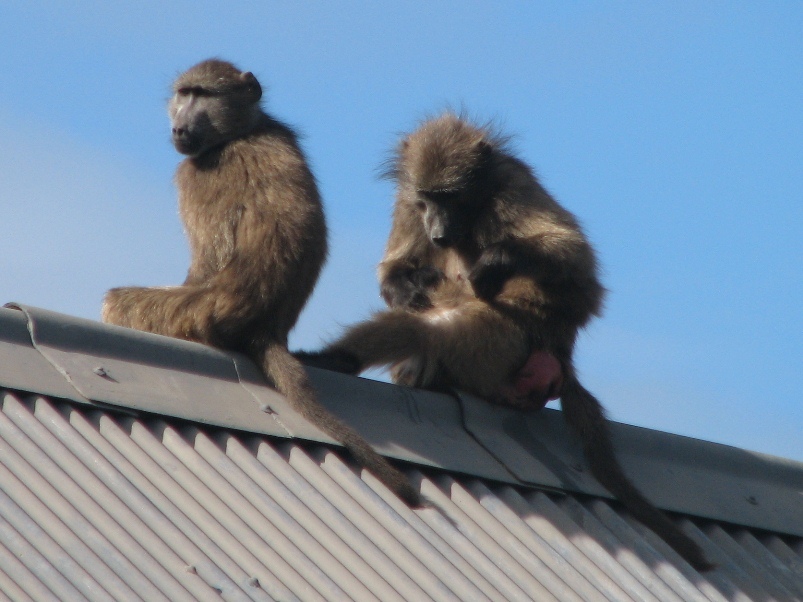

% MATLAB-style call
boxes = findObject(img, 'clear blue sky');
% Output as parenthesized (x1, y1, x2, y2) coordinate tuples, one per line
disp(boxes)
(1, 3, 800, 461)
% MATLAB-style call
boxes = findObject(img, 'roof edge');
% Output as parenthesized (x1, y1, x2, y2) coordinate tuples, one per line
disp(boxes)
(1, 303, 801, 536)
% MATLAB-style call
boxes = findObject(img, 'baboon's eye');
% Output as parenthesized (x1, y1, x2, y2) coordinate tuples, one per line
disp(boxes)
(430, 190, 460, 203)
(177, 86, 210, 97)
(415, 199, 427, 211)
(419, 189, 459, 205)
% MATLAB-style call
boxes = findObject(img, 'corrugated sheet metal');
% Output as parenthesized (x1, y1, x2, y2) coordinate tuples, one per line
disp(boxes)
(1, 390, 800, 601)
(4, 304, 802, 542)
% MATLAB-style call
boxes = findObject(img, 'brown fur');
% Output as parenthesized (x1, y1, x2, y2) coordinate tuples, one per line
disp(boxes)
(103, 59, 420, 506)
(302, 113, 713, 570)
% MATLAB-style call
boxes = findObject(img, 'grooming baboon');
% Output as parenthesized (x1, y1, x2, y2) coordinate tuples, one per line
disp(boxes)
(301, 113, 714, 570)
(102, 59, 419, 505)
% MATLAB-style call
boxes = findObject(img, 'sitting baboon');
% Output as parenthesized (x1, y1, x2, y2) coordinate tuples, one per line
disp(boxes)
(103, 58, 420, 505)
(300, 113, 713, 570)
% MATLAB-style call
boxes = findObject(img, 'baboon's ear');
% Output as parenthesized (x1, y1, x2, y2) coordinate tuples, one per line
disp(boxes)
(475, 139, 493, 158)
(472, 139, 493, 169)
(240, 71, 262, 101)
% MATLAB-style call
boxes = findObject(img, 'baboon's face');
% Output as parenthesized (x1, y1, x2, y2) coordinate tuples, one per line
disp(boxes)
(168, 66, 261, 157)
(414, 189, 477, 247)
(169, 89, 253, 157)
(169, 90, 222, 156)
(401, 118, 491, 248)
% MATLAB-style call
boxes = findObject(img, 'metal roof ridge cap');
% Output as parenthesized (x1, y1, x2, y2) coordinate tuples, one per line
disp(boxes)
(4, 302, 241, 379)
(456, 389, 803, 535)
(1, 303, 319, 440)
(302, 368, 525, 482)
(6, 302, 100, 403)
(603, 417, 803, 484)
(229, 352, 299, 439)
(456, 391, 593, 492)
(457, 388, 803, 487)
(0, 304, 529, 480)
(3, 304, 458, 453)
(0, 304, 92, 403)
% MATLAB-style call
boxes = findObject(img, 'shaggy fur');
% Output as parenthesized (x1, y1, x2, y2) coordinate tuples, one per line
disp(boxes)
(303, 113, 713, 570)
(103, 59, 420, 506)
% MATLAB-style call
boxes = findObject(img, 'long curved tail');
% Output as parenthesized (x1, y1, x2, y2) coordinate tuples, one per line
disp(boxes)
(560, 375, 715, 571)
(261, 343, 421, 506)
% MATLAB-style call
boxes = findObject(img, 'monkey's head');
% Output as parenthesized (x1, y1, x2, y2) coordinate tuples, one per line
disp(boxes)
(169, 59, 263, 157)
(392, 114, 496, 248)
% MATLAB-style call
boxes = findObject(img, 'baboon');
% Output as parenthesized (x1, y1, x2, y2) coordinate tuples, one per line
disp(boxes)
(301, 113, 714, 570)
(102, 59, 420, 506)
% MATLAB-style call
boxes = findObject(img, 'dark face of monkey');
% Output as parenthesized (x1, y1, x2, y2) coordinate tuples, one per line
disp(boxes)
(398, 116, 494, 249)
(169, 59, 263, 157)
(414, 189, 476, 247)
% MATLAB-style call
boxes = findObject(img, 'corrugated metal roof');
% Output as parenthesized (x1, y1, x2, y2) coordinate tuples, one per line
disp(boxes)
(1, 304, 802, 600)
(3, 305, 801, 536)
(1, 391, 801, 601)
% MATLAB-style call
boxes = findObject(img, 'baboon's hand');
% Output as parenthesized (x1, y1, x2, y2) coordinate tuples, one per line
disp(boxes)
(381, 265, 445, 310)
(469, 244, 516, 300)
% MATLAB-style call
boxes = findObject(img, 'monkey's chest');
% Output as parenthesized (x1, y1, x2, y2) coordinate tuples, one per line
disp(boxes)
(179, 187, 243, 272)
(431, 252, 476, 304)
(442, 252, 473, 286)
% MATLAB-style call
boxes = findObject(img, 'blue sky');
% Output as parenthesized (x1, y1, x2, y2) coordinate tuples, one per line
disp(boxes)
(1, 2, 800, 461)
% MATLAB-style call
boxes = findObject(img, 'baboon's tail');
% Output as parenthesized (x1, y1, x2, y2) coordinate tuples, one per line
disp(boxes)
(260, 343, 422, 506)
(560, 375, 715, 571)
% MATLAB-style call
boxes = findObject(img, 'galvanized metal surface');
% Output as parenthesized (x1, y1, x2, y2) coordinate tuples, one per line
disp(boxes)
(0, 305, 87, 404)
(1, 391, 801, 602)
(2, 304, 802, 541)
(2, 304, 332, 444)
(459, 392, 803, 537)
(0, 305, 515, 481)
